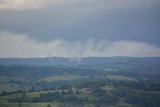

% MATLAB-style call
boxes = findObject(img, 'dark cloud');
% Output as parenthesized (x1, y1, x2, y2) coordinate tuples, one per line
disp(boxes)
(0, 0, 160, 45)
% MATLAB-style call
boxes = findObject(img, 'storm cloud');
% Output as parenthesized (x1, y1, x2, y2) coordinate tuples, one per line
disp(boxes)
(0, 31, 160, 58)
(0, 0, 160, 57)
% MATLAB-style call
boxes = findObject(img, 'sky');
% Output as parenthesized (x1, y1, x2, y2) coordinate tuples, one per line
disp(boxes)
(0, 0, 160, 58)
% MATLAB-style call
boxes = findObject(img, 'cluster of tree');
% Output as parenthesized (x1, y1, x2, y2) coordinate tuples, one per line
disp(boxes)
(126, 92, 160, 107)
(8, 97, 25, 102)
(113, 86, 160, 107)
(8, 86, 118, 106)
(73, 80, 106, 89)
(111, 80, 160, 92)
(0, 90, 23, 96)
(5, 79, 160, 107)
(1, 62, 160, 91)
(0, 86, 34, 97)
(90, 87, 118, 106)
(9, 90, 87, 105)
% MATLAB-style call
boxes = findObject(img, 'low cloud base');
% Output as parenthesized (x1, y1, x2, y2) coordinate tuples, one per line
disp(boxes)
(0, 31, 160, 58)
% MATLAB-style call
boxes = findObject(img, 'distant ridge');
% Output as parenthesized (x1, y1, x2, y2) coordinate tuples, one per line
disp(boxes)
(0, 57, 160, 66)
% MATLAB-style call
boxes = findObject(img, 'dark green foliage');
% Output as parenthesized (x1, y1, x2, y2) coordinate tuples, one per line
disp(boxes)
(30, 86, 35, 92)
(61, 90, 68, 95)
(29, 91, 88, 104)
(74, 80, 106, 89)
(18, 102, 21, 106)
(75, 90, 80, 94)
(91, 87, 118, 105)
(68, 89, 73, 94)
(59, 84, 71, 90)
(91, 87, 107, 97)
(8, 97, 25, 102)
(113, 87, 133, 97)
(22, 92, 26, 97)
(126, 92, 160, 107)
(0, 90, 23, 96)
(0, 91, 7, 96)
(38, 92, 61, 102)
(47, 104, 51, 107)
(50, 86, 56, 90)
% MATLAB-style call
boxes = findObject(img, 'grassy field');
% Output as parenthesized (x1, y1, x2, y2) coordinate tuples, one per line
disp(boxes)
(0, 103, 51, 107)
(106, 75, 138, 82)
(0, 101, 133, 107)
(0, 75, 26, 92)
(0, 102, 133, 107)
(0, 74, 88, 92)
(0, 102, 96, 107)
(37, 75, 87, 83)
(0, 86, 115, 107)
(0, 84, 22, 92)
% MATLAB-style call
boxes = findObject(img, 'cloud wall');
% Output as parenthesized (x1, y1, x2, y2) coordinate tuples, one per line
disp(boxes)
(0, 31, 160, 58)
